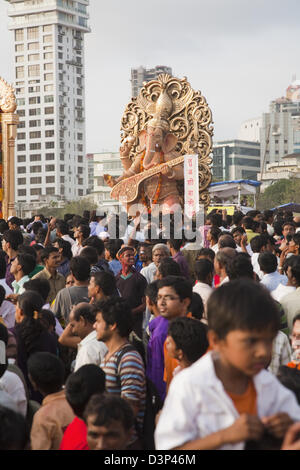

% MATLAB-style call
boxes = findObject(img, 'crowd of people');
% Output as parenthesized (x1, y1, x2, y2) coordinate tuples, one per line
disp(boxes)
(1, 207, 300, 450)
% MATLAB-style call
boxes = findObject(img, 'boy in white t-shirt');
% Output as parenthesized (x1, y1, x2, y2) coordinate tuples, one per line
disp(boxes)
(155, 279, 300, 450)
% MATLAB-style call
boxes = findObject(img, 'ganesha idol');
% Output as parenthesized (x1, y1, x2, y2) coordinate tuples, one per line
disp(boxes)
(104, 74, 213, 215)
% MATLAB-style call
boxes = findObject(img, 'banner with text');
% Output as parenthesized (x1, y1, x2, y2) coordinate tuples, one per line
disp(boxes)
(184, 154, 199, 218)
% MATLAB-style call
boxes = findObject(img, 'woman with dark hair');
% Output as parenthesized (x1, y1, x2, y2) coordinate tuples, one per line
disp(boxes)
(13, 290, 57, 402)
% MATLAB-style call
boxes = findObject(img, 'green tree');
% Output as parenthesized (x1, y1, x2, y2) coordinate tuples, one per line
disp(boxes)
(38, 197, 96, 219)
(257, 178, 300, 210)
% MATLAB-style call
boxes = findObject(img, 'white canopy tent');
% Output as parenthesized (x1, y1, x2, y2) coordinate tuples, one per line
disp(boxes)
(208, 180, 261, 209)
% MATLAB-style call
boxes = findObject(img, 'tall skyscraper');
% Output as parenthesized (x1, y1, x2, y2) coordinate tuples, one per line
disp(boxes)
(131, 65, 172, 97)
(6, 0, 90, 210)
(260, 80, 300, 176)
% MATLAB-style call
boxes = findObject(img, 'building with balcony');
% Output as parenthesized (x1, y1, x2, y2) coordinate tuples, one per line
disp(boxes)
(260, 80, 300, 175)
(5, 0, 90, 206)
(92, 152, 123, 213)
(130, 65, 173, 97)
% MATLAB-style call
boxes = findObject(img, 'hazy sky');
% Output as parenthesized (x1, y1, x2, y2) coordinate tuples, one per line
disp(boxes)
(1, 0, 300, 153)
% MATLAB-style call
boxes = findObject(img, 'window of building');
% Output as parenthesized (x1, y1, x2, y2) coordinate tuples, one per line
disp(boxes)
(60, 165, 65, 171)
(17, 167, 26, 174)
(17, 144, 26, 151)
(18, 121, 25, 128)
(45, 119, 54, 126)
(77, 144, 83, 152)
(78, 156, 83, 162)
(30, 143, 41, 150)
(15, 29, 24, 42)
(30, 166, 41, 173)
(29, 131, 41, 139)
(46, 153, 54, 160)
(44, 85, 53, 92)
(77, 133, 83, 140)
(44, 95, 54, 103)
(78, 178, 83, 185)
(44, 52, 53, 60)
(44, 73, 53, 81)
(17, 133, 26, 140)
(28, 54, 39, 62)
(45, 142, 55, 149)
(45, 107, 54, 114)
(16, 55, 24, 63)
(16, 87, 25, 94)
(46, 187, 55, 195)
(46, 176, 55, 183)
(29, 120, 41, 127)
(15, 44, 24, 52)
(16, 66, 24, 79)
(18, 178, 26, 185)
(30, 177, 42, 184)
(28, 27, 39, 40)
(78, 189, 83, 196)
(18, 189, 26, 197)
(44, 63, 53, 71)
(43, 35, 53, 44)
(28, 65, 40, 77)
(29, 108, 41, 116)
(30, 154, 41, 162)
(58, 52, 63, 59)
(43, 25, 52, 32)
(17, 98, 25, 107)
(30, 188, 42, 195)
(46, 165, 55, 172)
(28, 86, 40, 93)
(29, 96, 41, 104)
(18, 110, 26, 117)
(45, 130, 54, 138)
(78, 167, 83, 174)
(18, 155, 26, 163)
(28, 42, 39, 50)
(60, 154, 64, 161)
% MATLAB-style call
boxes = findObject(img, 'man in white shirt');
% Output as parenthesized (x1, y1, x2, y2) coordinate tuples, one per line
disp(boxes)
(141, 244, 170, 284)
(259, 252, 287, 292)
(272, 257, 298, 302)
(55, 220, 75, 247)
(214, 248, 236, 286)
(193, 259, 214, 319)
(9, 253, 36, 297)
(59, 303, 107, 371)
(250, 235, 268, 280)
(71, 224, 91, 258)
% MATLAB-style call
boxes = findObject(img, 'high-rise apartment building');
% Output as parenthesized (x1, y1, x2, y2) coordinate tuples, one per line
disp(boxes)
(6, 0, 90, 210)
(260, 80, 300, 177)
(131, 65, 172, 97)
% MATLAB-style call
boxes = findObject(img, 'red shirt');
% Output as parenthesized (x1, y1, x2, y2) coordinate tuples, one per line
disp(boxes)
(59, 416, 89, 450)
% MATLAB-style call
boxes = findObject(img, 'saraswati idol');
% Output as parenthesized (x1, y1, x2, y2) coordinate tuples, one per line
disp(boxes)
(104, 74, 213, 215)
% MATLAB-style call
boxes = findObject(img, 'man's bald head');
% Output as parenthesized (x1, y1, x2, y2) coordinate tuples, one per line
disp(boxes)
(218, 234, 237, 250)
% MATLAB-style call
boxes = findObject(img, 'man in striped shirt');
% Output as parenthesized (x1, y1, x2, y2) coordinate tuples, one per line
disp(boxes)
(93, 297, 146, 449)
